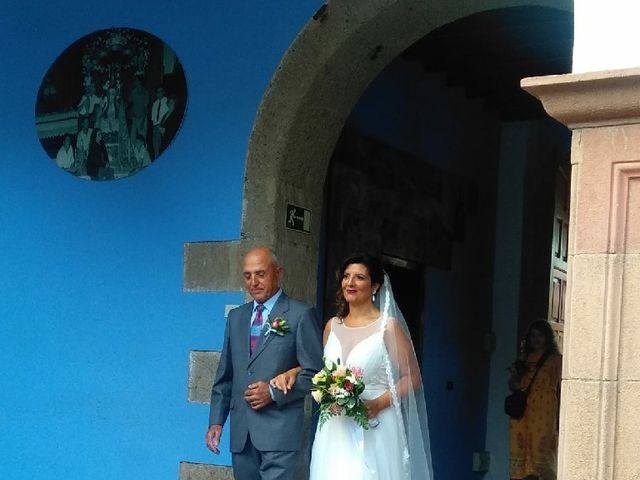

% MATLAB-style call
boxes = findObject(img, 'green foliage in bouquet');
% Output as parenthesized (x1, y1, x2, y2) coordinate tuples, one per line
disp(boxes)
(311, 357, 369, 429)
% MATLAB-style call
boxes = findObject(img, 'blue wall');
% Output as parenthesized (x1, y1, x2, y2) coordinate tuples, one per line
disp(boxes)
(347, 58, 501, 479)
(0, 1, 321, 479)
(483, 121, 528, 480)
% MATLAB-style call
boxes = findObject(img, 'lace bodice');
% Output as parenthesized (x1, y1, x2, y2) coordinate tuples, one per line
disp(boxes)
(324, 317, 391, 400)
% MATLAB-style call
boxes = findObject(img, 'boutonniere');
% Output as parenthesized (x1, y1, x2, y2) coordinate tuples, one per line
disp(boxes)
(264, 317, 290, 336)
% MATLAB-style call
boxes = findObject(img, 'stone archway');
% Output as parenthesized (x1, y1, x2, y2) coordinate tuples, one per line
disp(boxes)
(183, 0, 572, 303)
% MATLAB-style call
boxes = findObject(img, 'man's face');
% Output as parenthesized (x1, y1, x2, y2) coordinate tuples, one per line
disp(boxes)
(242, 249, 282, 303)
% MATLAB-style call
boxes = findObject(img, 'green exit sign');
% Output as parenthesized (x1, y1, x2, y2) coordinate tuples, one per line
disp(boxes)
(285, 204, 311, 233)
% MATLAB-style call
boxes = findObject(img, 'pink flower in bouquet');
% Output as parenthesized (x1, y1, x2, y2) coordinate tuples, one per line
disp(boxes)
(351, 367, 364, 379)
(329, 404, 344, 416)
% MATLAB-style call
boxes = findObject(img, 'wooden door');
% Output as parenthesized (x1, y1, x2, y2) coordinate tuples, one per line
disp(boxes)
(548, 166, 570, 352)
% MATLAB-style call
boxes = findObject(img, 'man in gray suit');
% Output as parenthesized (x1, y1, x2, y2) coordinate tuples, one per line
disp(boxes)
(205, 246, 323, 480)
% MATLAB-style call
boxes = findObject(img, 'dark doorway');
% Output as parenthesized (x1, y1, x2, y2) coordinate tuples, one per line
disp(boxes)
(321, 128, 471, 356)
(383, 256, 425, 361)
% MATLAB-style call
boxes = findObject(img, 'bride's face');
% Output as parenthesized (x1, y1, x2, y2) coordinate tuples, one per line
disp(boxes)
(341, 263, 378, 305)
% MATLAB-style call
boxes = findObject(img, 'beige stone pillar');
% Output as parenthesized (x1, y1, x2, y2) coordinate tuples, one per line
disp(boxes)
(522, 69, 640, 480)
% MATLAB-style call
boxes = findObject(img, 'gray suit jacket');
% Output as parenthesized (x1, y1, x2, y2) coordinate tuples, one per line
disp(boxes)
(209, 292, 323, 452)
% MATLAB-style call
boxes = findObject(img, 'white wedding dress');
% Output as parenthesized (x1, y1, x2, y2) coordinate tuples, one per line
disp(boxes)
(309, 317, 408, 480)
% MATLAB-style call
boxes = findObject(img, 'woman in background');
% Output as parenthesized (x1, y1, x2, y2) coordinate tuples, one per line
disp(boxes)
(509, 320, 562, 480)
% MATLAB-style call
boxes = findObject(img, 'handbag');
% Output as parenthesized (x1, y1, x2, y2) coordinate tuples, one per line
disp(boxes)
(504, 389, 528, 419)
(504, 353, 549, 419)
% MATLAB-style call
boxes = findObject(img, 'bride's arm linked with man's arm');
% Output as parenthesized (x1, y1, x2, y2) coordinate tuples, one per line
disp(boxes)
(270, 317, 332, 395)
(270, 317, 420, 421)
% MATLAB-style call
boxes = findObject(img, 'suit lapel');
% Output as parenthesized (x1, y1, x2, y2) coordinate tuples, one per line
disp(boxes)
(248, 293, 290, 367)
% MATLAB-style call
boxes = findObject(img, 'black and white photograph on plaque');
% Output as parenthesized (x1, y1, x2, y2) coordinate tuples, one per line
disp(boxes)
(36, 27, 187, 180)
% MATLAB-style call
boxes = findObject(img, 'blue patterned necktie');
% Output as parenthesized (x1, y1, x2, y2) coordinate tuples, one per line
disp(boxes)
(250, 304, 265, 355)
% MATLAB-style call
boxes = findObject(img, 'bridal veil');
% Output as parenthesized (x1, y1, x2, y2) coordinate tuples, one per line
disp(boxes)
(376, 273, 434, 480)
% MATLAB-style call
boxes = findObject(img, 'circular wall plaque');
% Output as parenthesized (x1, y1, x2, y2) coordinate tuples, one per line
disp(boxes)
(36, 28, 187, 180)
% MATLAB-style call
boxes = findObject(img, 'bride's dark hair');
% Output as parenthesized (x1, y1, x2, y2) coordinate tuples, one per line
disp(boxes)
(335, 252, 384, 318)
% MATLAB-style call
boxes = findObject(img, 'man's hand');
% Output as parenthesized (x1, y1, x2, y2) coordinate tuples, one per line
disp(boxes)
(205, 424, 222, 454)
(244, 381, 272, 410)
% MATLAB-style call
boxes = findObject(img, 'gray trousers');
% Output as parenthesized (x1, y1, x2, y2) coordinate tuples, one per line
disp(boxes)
(232, 433, 299, 480)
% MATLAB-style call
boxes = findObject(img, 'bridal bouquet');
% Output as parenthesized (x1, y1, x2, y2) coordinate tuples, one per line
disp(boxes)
(311, 358, 369, 429)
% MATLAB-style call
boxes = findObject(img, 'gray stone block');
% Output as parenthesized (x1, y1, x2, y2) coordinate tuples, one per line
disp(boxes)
(184, 238, 319, 304)
(179, 462, 234, 480)
(183, 240, 244, 292)
(188, 351, 220, 404)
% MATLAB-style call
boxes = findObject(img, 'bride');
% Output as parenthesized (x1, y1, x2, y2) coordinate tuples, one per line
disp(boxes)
(271, 253, 433, 480)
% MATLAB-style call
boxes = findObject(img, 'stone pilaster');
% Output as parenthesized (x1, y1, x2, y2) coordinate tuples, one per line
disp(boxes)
(523, 68, 640, 480)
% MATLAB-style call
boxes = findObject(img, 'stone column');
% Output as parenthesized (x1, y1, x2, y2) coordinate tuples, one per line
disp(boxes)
(522, 69, 640, 480)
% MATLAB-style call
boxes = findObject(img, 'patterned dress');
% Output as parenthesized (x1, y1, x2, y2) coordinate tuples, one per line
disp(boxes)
(509, 352, 562, 480)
